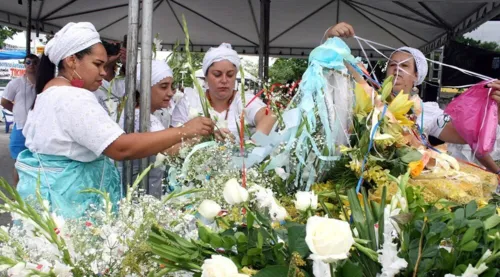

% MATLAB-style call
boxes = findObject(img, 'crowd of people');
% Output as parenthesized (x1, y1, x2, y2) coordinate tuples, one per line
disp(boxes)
(1, 21, 500, 217)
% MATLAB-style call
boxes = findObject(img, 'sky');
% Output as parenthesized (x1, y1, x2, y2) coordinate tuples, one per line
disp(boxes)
(464, 21, 500, 43)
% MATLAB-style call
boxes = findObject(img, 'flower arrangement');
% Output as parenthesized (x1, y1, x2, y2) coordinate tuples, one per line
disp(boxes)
(0, 24, 499, 277)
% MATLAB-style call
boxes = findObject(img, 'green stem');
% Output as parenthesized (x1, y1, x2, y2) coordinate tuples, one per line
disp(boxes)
(319, 199, 333, 218)
(243, 204, 277, 245)
(330, 263, 336, 277)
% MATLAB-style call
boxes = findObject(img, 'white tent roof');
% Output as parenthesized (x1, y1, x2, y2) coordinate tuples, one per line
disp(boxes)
(1, 0, 499, 57)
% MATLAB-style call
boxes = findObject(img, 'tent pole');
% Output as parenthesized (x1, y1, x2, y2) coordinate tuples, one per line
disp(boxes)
(258, 0, 270, 86)
(123, 0, 140, 193)
(26, 0, 32, 55)
(139, 0, 158, 197)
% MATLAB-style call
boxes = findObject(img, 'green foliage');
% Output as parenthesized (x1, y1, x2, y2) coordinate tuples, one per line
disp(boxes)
(455, 36, 500, 52)
(347, 187, 383, 277)
(399, 186, 500, 277)
(0, 26, 21, 48)
(269, 58, 308, 84)
(166, 41, 204, 89)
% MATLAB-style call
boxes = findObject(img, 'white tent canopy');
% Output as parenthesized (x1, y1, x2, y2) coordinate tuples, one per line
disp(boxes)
(1, 0, 499, 58)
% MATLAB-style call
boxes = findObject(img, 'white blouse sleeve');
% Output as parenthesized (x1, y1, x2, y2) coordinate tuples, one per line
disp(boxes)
(171, 95, 190, 127)
(244, 93, 266, 126)
(420, 101, 445, 138)
(59, 89, 125, 157)
(2, 78, 21, 101)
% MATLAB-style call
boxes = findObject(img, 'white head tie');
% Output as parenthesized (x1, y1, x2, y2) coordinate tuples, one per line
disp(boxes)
(136, 60, 173, 91)
(45, 22, 101, 65)
(391, 47, 428, 86)
(202, 43, 240, 76)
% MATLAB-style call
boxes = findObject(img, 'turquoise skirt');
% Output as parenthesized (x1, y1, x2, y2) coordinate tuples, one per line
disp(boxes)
(15, 150, 123, 218)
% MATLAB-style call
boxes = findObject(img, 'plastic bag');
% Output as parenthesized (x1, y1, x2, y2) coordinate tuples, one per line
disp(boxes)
(444, 81, 498, 157)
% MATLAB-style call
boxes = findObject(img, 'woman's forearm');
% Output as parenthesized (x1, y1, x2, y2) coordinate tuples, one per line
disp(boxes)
(104, 127, 187, 160)
(475, 154, 500, 173)
(255, 108, 277, 135)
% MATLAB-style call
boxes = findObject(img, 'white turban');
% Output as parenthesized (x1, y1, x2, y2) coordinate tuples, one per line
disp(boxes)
(136, 60, 174, 91)
(202, 43, 240, 76)
(45, 22, 101, 65)
(391, 47, 428, 86)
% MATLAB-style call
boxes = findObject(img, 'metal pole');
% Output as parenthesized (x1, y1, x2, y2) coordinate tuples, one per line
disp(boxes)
(139, 0, 159, 197)
(258, 0, 270, 85)
(26, 0, 32, 55)
(123, 0, 140, 191)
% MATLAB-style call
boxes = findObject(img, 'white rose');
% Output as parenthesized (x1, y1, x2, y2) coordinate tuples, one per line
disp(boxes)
(269, 202, 287, 222)
(274, 168, 290, 180)
(294, 191, 318, 211)
(188, 107, 201, 120)
(201, 255, 249, 277)
(223, 179, 249, 205)
(248, 185, 275, 209)
(198, 200, 222, 221)
(305, 216, 354, 262)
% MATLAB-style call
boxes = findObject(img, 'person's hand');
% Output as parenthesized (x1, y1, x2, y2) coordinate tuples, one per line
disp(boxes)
(181, 116, 214, 138)
(119, 47, 127, 64)
(488, 80, 500, 103)
(325, 22, 355, 39)
(107, 53, 121, 65)
(215, 128, 235, 142)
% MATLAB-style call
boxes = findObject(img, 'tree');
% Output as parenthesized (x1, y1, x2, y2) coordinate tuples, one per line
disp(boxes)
(242, 59, 259, 80)
(455, 36, 500, 52)
(0, 26, 21, 49)
(269, 58, 308, 84)
(166, 42, 204, 88)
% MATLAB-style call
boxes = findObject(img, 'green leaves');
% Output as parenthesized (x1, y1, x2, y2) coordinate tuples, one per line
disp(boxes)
(147, 225, 205, 273)
(484, 214, 500, 230)
(253, 265, 289, 277)
(287, 225, 309, 258)
(181, 15, 210, 118)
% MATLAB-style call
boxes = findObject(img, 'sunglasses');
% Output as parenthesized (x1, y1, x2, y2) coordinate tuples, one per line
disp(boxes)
(25, 60, 38, 66)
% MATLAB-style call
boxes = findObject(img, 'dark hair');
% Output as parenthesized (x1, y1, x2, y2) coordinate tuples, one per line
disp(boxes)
(25, 54, 39, 61)
(35, 46, 93, 94)
(102, 40, 120, 56)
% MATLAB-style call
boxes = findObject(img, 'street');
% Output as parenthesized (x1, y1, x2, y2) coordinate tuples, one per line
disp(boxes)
(0, 122, 13, 226)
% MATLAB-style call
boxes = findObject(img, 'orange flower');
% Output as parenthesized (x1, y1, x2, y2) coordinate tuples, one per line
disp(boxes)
(408, 160, 424, 178)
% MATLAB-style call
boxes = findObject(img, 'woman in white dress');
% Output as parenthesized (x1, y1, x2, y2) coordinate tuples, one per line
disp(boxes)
(171, 43, 276, 141)
(16, 22, 214, 218)
(118, 60, 175, 189)
(326, 22, 500, 174)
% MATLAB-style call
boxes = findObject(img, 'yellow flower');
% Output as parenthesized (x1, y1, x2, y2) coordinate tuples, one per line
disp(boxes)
(354, 83, 373, 115)
(388, 91, 414, 126)
(339, 145, 353, 154)
(242, 267, 259, 275)
(380, 75, 394, 101)
(408, 160, 424, 178)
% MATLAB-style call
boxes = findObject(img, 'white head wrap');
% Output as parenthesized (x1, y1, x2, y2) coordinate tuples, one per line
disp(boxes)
(202, 43, 240, 76)
(391, 47, 428, 86)
(136, 60, 174, 91)
(45, 22, 101, 65)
